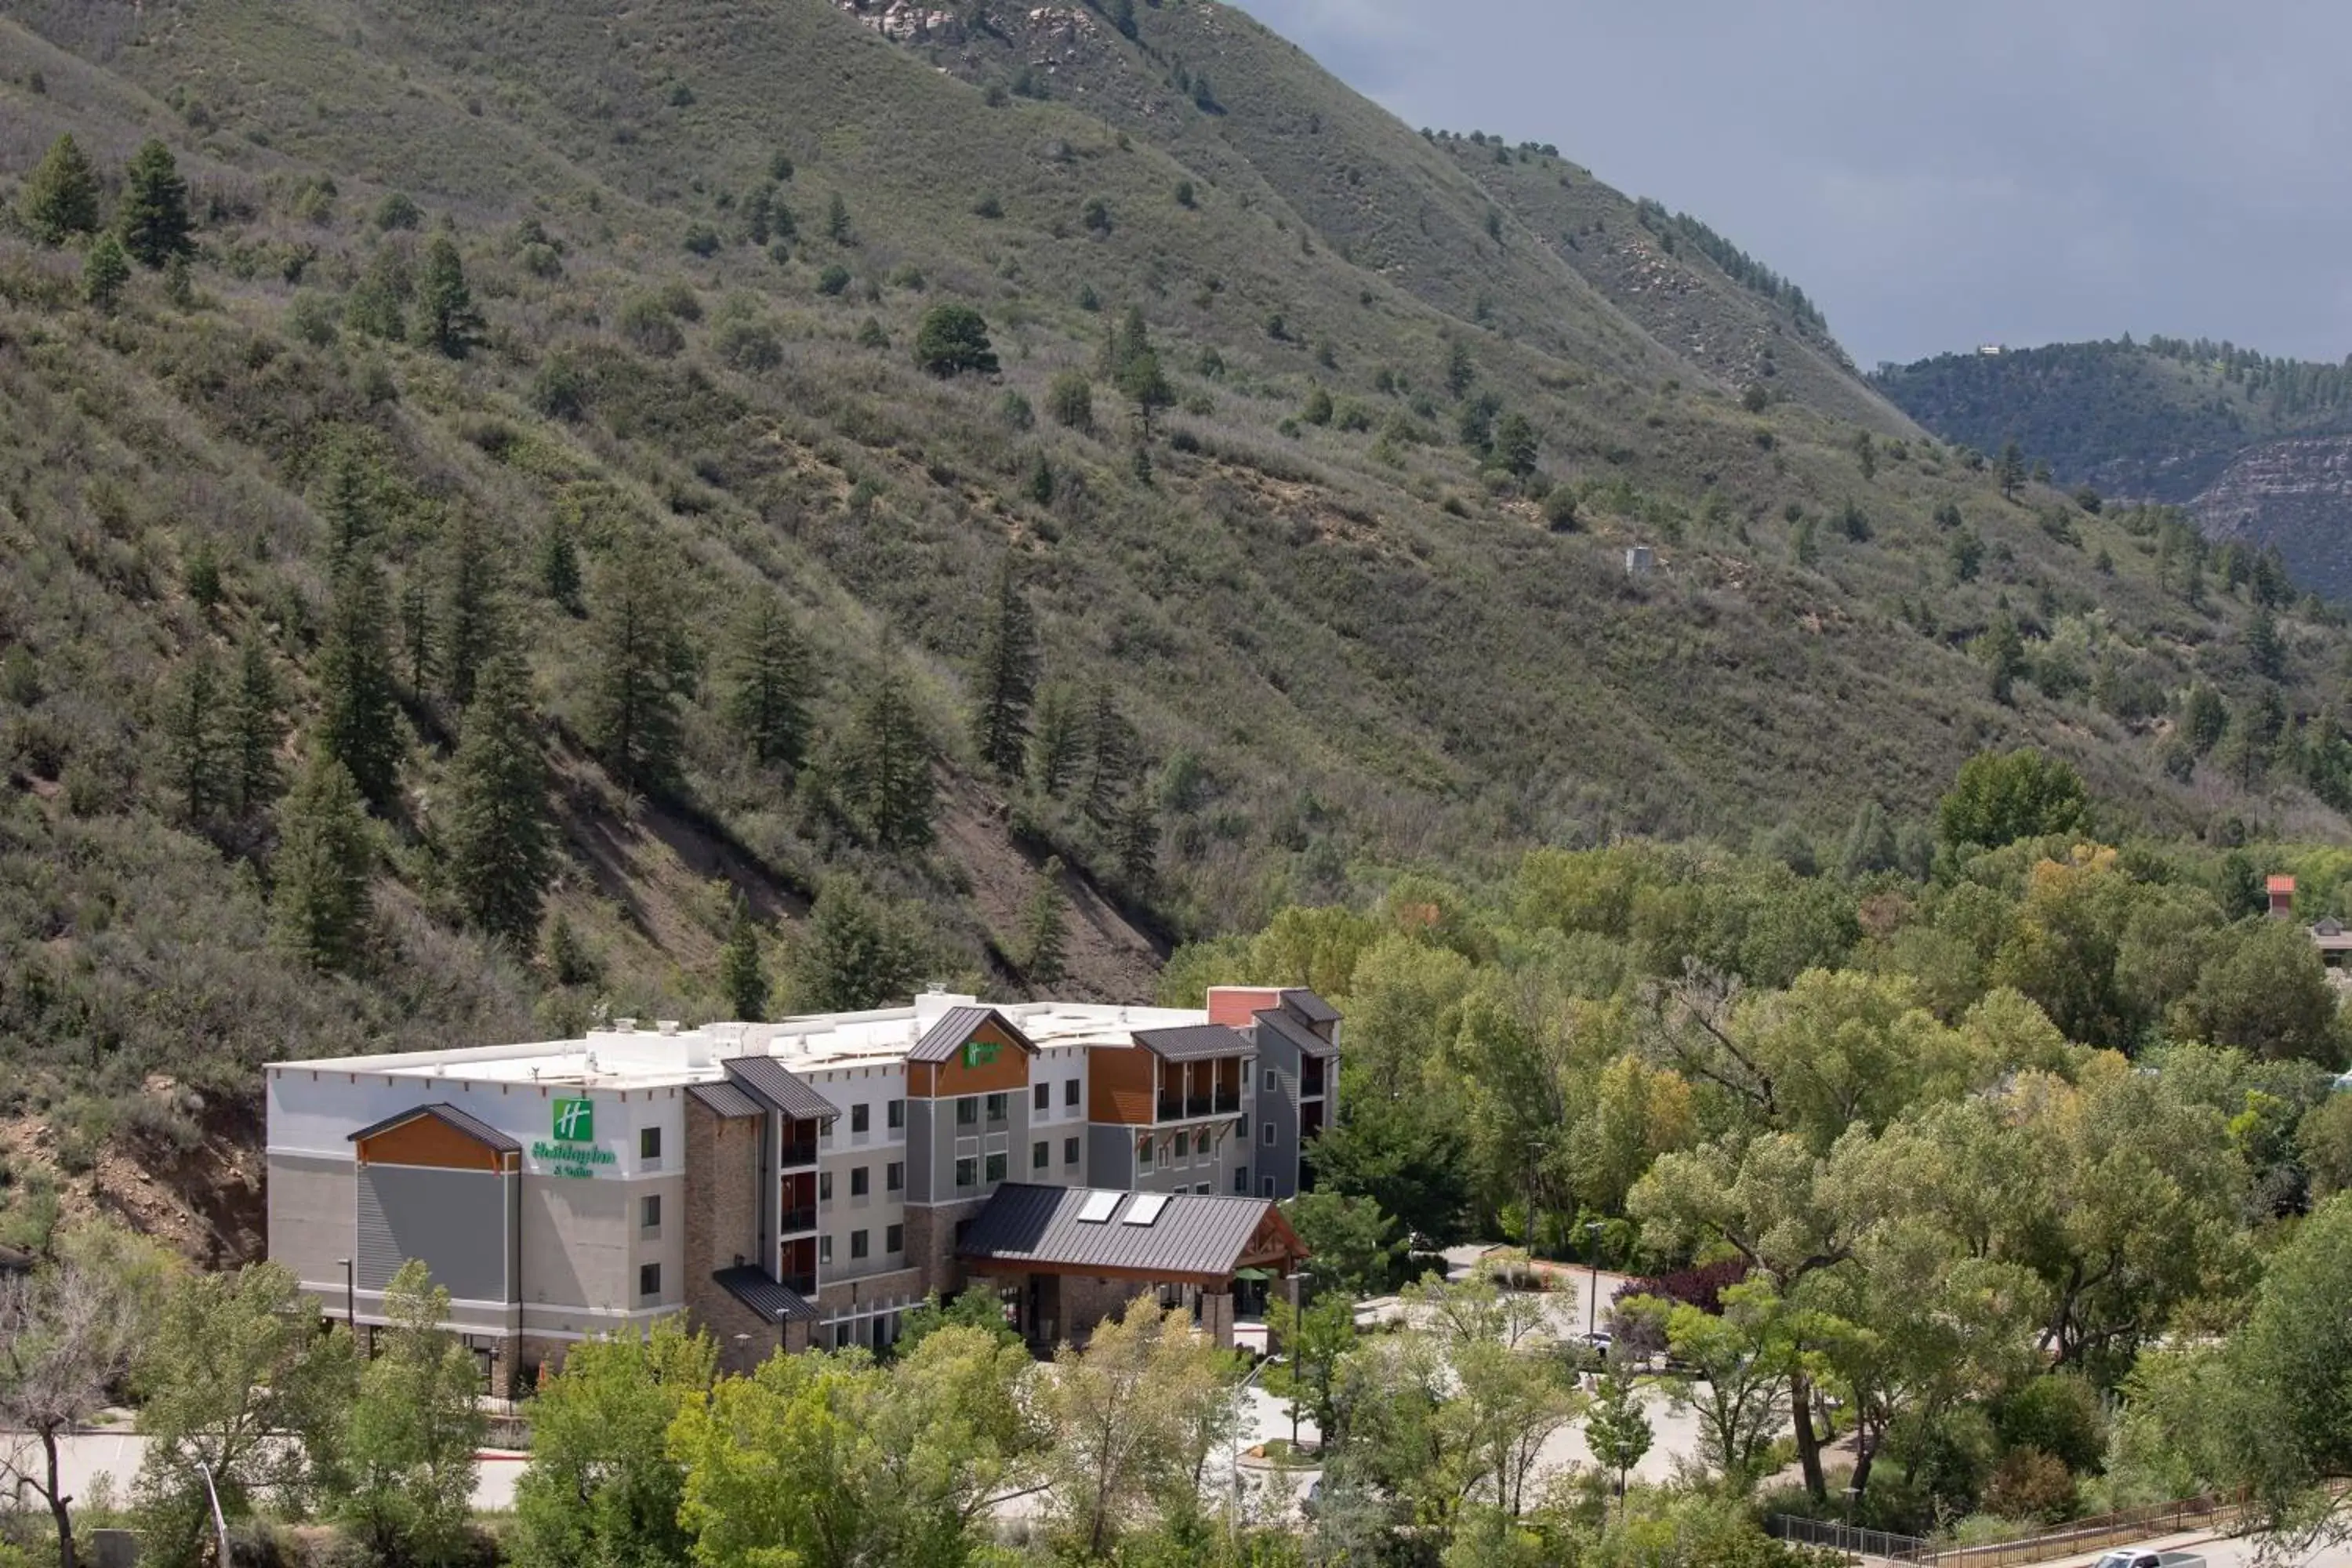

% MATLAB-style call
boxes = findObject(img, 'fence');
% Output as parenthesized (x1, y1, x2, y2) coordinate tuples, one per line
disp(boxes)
(1771, 1489, 2242, 1567)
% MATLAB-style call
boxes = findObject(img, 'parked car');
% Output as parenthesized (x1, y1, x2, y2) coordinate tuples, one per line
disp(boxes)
(2090, 1549, 2205, 1568)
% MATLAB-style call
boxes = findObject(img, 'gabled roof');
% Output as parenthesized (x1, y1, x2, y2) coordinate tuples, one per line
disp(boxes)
(908, 1005, 1038, 1064)
(686, 1080, 765, 1120)
(722, 1057, 840, 1123)
(1279, 989, 1341, 1025)
(713, 1265, 819, 1323)
(347, 1102, 522, 1154)
(1254, 1006, 1339, 1060)
(1131, 1023, 1256, 1062)
(958, 1184, 1305, 1284)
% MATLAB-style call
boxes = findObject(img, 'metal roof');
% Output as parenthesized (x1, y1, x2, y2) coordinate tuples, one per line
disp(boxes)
(713, 1265, 820, 1323)
(907, 1005, 1036, 1064)
(958, 1184, 1300, 1283)
(346, 1102, 522, 1154)
(1280, 989, 1341, 1025)
(1254, 1006, 1339, 1060)
(1131, 1023, 1256, 1062)
(685, 1080, 765, 1120)
(722, 1056, 840, 1123)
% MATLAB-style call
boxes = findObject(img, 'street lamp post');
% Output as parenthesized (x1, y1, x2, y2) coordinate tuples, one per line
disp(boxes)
(1584, 1221, 1604, 1338)
(1523, 1138, 1543, 1282)
(1286, 1267, 1312, 1450)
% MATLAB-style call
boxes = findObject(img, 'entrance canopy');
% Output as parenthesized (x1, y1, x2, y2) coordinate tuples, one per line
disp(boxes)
(957, 1184, 1306, 1287)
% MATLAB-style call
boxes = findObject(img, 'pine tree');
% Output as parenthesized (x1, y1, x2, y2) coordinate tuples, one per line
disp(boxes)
(722, 594, 815, 771)
(227, 635, 286, 819)
(1995, 439, 2025, 501)
(1029, 683, 1083, 797)
(1977, 612, 2025, 706)
(117, 139, 193, 269)
(969, 556, 1039, 775)
(587, 534, 690, 795)
(317, 444, 379, 564)
(825, 192, 853, 245)
(318, 550, 404, 814)
(82, 233, 130, 312)
(437, 511, 503, 706)
(1021, 857, 1070, 988)
(162, 654, 223, 825)
(2248, 604, 2285, 681)
(442, 652, 551, 946)
(718, 895, 769, 1021)
(271, 746, 375, 972)
(415, 234, 485, 358)
(1116, 348, 1173, 442)
(1082, 686, 1134, 828)
(397, 576, 435, 695)
(543, 913, 599, 987)
(1444, 339, 1476, 400)
(540, 518, 583, 615)
(795, 880, 927, 1013)
(842, 668, 936, 851)
(19, 132, 101, 243)
(1114, 786, 1158, 887)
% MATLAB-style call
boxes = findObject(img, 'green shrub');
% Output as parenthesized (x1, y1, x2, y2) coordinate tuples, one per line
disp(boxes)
(717, 318, 784, 372)
(1047, 371, 1094, 433)
(817, 264, 851, 296)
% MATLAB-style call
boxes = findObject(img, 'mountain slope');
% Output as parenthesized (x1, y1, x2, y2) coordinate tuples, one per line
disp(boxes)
(1, 0, 2347, 1252)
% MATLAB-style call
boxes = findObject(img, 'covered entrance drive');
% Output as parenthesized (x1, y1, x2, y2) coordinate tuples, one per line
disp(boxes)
(956, 1184, 1308, 1350)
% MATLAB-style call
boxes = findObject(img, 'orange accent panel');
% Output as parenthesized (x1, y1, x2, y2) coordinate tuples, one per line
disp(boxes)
(355, 1114, 503, 1172)
(1088, 1045, 1158, 1125)
(1207, 987, 1283, 1028)
(922, 1018, 1033, 1098)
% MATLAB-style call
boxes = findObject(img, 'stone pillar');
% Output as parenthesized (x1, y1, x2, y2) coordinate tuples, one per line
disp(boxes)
(1200, 1289, 1236, 1348)
(489, 1336, 519, 1399)
(783, 1318, 812, 1355)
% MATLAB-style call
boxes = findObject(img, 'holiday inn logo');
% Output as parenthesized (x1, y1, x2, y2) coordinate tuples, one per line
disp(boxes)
(552, 1098, 595, 1142)
(962, 1036, 1001, 1069)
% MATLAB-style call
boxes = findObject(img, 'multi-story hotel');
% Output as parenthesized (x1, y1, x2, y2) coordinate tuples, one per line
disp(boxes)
(264, 986, 1337, 1389)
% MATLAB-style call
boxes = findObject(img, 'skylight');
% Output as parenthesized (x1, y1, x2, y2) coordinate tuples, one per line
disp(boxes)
(1122, 1192, 1171, 1226)
(1076, 1190, 1123, 1224)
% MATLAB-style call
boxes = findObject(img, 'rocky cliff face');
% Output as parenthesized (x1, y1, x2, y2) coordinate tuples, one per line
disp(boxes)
(2193, 436, 2352, 601)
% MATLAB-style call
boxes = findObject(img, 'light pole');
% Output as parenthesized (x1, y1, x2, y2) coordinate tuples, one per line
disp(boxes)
(1524, 1137, 1544, 1280)
(195, 1460, 230, 1568)
(1286, 1267, 1312, 1450)
(1584, 1221, 1604, 1338)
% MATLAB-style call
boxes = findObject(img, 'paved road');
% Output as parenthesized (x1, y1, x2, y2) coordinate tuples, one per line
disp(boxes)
(9, 1432, 530, 1513)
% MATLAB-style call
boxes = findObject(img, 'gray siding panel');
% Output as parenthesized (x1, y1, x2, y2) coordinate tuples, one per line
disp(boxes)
(355, 1165, 512, 1301)
(1088, 1123, 1134, 1189)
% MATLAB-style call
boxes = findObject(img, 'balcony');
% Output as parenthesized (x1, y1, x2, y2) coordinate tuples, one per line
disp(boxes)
(1214, 1088, 1241, 1114)
(780, 1140, 818, 1169)
(780, 1271, 816, 1296)
(1301, 1062, 1327, 1099)
(779, 1206, 818, 1236)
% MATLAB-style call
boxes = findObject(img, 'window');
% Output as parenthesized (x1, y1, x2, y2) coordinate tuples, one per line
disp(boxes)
(1065, 1077, 1082, 1107)
(1194, 1129, 1212, 1156)
(956, 1097, 978, 1127)
(985, 1092, 1008, 1123)
(985, 1151, 1007, 1184)
(1034, 1082, 1051, 1112)
(819, 1171, 833, 1200)
(1263, 1069, 1278, 1094)
(641, 1127, 663, 1163)
(1262, 1176, 1276, 1198)
(1198, 1184, 1214, 1196)
(1237, 1114, 1249, 1138)
(1064, 1136, 1081, 1165)
(639, 1262, 661, 1298)
(851, 1102, 870, 1134)
(850, 1229, 869, 1260)
(887, 1223, 905, 1254)
(886, 1160, 904, 1192)
(955, 1156, 978, 1189)
(851, 1165, 869, 1197)
(1234, 1166, 1248, 1194)
(641, 1194, 662, 1231)
(1033, 1140, 1050, 1171)
(1262, 1123, 1277, 1146)
(820, 1235, 834, 1265)
(1138, 1138, 1154, 1171)
(887, 1098, 906, 1130)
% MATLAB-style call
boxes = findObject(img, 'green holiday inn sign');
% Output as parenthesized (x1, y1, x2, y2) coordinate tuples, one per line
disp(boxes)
(532, 1098, 615, 1179)
(961, 1036, 1001, 1069)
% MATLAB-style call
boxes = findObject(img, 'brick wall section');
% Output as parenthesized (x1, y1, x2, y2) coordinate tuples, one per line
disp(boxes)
(902, 1196, 990, 1298)
(703, 1287, 786, 1377)
(684, 1094, 764, 1353)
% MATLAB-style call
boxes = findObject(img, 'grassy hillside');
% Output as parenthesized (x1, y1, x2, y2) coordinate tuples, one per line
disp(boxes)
(0, 0, 2347, 1250)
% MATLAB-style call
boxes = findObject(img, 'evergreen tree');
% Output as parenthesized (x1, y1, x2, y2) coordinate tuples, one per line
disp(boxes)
(1838, 800, 1900, 879)
(841, 669, 936, 851)
(1976, 612, 2025, 706)
(1029, 683, 1083, 797)
(1022, 857, 1070, 988)
(1491, 411, 1539, 477)
(271, 746, 375, 972)
(1444, 339, 1476, 400)
(1117, 348, 1174, 441)
(1082, 686, 1134, 828)
(718, 895, 769, 1021)
(397, 576, 435, 695)
(226, 635, 286, 819)
(539, 518, 583, 615)
(317, 445, 379, 565)
(1114, 786, 1158, 887)
(82, 234, 130, 311)
(825, 191, 853, 245)
(721, 594, 815, 771)
(437, 511, 503, 706)
(587, 534, 691, 795)
(318, 550, 404, 814)
(795, 880, 927, 1013)
(117, 139, 193, 269)
(543, 913, 600, 987)
(2248, 604, 2285, 681)
(1995, 439, 2026, 501)
(414, 234, 485, 358)
(19, 132, 101, 243)
(442, 652, 552, 946)
(162, 655, 223, 825)
(969, 556, 1040, 776)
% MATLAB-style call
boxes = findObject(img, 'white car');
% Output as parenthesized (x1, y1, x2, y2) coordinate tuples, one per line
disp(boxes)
(2090, 1550, 2205, 1568)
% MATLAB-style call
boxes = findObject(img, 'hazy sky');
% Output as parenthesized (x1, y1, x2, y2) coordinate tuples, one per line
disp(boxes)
(1232, 0, 2352, 369)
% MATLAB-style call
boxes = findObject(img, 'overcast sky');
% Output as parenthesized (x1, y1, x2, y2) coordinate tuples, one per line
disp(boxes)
(1232, 0, 2352, 369)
